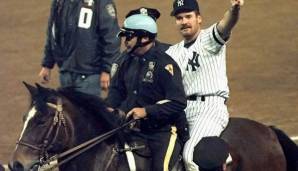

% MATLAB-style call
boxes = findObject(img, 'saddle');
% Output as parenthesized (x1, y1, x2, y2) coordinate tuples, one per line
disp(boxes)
(114, 129, 185, 171)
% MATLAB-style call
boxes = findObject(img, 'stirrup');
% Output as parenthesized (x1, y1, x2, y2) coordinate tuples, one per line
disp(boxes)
(124, 143, 137, 171)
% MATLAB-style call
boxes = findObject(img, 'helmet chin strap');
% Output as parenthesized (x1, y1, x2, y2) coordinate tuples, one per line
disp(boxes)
(129, 37, 153, 54)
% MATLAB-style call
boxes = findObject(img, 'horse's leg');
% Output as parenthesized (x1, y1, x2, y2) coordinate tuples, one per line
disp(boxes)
(270, 126, 298, 171)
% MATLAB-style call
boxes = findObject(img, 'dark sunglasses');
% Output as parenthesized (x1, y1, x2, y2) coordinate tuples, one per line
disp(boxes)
(124, 33, 135, 41)
(119, 30, 136, 41)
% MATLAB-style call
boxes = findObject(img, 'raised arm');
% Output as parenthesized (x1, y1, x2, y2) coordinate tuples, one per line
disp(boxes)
(217, 0, 244, 40)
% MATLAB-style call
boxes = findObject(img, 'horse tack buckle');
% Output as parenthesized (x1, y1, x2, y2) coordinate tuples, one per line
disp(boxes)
(113, 144, 146, 153)
(56, 98, 63, 112)
(53, 115, 59, 124)
(46, 97, 63, 113)
(39, 155, 58, 170)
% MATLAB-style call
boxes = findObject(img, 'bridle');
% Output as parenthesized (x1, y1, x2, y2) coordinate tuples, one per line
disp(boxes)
(16, 97, 68, 169)
(14, 97, 137, 171)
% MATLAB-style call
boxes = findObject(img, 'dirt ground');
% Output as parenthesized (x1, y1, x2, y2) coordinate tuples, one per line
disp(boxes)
(0, 0, 297, 163)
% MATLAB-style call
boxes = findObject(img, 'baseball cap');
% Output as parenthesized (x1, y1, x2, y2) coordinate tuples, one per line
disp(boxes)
(125, 7, 161, 21)
(171, 0, 200, 16)
(193, 136, 229, 170)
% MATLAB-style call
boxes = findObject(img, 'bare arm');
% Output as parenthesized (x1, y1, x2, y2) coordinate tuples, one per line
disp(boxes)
(217, 0, 244, 40)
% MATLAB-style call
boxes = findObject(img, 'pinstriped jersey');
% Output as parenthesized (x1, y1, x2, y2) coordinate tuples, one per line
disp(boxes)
(166, 24, 229, 98)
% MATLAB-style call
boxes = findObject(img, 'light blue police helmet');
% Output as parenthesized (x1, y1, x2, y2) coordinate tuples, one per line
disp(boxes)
(118, 14, 157, 39)
(124, 14, 157, 34)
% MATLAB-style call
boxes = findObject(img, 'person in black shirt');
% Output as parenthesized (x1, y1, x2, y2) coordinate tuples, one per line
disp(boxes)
(107, 12, 187, 171)
(193, 137, 230, 171)
(39, 0, 120, 96)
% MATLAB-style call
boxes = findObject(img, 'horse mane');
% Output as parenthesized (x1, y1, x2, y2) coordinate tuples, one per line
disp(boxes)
(58, 87, 107, 115)
(57, 87, 119, 130)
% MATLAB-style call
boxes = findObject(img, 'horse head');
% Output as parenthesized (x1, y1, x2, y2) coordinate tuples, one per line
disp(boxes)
(10, 82, 117, 171)
(9, 82, 73, 170)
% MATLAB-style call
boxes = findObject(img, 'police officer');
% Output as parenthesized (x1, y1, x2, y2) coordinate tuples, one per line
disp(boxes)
(110, 6, 190, 143)
(107, 12, 187, 171)
(39, 0, 121, 96)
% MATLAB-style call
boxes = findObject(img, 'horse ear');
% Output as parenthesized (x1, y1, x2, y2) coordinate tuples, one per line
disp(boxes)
(23, 81, 37, 97)
(35, 83, 43, 89)
(35, 83, 48, 94)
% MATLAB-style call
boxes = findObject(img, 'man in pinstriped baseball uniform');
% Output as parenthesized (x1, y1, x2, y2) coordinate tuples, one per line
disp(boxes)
(166, 0, 244, 170)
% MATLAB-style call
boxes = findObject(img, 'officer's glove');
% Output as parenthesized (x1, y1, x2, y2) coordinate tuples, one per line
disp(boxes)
(112, 108, 126, 125)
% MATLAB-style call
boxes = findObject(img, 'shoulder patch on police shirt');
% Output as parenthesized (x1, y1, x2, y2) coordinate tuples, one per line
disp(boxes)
(106, 4, 116, 18)
(110, 63, 118, 78)
(165, 64, 174, 76)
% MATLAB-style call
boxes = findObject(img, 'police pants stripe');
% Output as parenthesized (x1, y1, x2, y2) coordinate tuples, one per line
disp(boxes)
(163, 126, 178, 171)
(183, 96, 229, 171)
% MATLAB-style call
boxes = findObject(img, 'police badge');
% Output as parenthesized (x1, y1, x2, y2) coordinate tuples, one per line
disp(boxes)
(140, 8, 148, 15)
(143, 61, 155, 83)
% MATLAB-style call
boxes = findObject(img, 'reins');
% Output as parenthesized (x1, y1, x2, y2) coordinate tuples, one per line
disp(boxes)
(39, 99, 137, 170)
(45, 119, 137, 168)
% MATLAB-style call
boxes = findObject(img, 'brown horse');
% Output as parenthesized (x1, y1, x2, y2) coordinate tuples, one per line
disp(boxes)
(9, 83, 297, 171)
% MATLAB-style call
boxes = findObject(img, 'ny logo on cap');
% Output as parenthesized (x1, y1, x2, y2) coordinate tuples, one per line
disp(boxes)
(177, 0, 184, 7)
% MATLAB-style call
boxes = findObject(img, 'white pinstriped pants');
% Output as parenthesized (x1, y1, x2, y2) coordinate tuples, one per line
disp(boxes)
(183, 96, 229, 171)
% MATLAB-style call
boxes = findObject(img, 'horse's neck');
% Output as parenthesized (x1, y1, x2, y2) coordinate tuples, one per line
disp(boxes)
(61, 142, 121, 171)
(61, 100, 129, 171)
(61, 108, 113, 170)
(73, 114, 104, 143)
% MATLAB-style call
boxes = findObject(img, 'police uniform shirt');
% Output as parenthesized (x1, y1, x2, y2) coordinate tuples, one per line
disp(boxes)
(107, 42, 187, 129)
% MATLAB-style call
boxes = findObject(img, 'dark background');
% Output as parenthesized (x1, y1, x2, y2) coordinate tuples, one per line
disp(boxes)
(0, 0, 297, 162)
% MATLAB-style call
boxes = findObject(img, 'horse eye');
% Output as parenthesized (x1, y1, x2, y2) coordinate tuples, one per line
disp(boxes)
(35, 116, 49, 125)
(33, 110, 52, 125)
